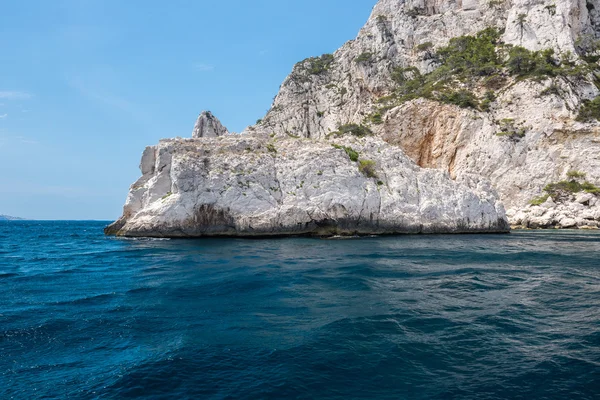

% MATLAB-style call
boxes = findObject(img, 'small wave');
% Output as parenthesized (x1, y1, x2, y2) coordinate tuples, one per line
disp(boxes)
(323, 235, 362, 240)
(54, 293, 117, 306)
(113, 237, 171, 242)
(3, 224, 600, 399)
(126, 286, 156, 295)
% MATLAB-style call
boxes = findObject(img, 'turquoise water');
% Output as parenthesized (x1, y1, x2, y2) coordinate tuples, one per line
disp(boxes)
(1, 221, 599, 399)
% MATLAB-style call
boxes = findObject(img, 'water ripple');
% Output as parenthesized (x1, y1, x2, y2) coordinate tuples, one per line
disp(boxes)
(0, 221, 599, 399)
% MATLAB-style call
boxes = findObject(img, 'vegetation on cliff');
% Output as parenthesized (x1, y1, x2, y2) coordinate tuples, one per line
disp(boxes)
(530, 170, 600, 204)
(376, 28, 598, 118)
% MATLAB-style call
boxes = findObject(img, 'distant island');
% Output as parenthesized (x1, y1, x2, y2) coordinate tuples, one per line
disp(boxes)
(0, 215, 24, 221)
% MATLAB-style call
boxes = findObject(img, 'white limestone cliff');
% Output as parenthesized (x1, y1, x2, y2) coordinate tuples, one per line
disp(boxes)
(107, 0, 600, 236)
(192, 111, 229, 138)
(106, 134, 507, 237)
(251, 0, 600, 229)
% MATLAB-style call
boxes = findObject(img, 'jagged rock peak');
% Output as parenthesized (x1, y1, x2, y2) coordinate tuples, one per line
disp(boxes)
(192, 111, 229, 138)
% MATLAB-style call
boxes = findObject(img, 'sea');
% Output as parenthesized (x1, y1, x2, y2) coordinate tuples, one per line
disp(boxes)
(1, 220, 599, 399)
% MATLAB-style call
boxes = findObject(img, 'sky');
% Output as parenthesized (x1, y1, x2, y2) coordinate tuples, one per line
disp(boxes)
(0, 0, 376, 220)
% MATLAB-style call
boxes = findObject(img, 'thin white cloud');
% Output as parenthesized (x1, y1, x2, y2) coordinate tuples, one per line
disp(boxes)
(15, 136, 39, 145)
(193, 63, 214, 72)
(0, 114, 7, 119)
(0, 91, 32, 100)
(0, 134, 40, 148)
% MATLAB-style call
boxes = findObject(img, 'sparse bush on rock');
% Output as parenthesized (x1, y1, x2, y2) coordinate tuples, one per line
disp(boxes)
(496, 118, 528, 140)
(543, 172, 600, 201)
(332, 144, 359, 162)
(358, 159, 378, 178)
(576, 96, 600, 122)
(529, 194, 550, 206)
(331, 124, 373, 137)
(355, 52, 373, 64)
(378, 27, 597, 115)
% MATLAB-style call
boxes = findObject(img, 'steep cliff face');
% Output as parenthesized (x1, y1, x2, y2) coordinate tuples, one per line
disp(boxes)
(108, 0, 600, 236)
(251, 0, 600, 228)
(260, 0, 600, 139)
(106, 135, 507, 237)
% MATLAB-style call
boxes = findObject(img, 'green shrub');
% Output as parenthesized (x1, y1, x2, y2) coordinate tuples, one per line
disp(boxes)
(545, 180, 581, 196)
(529, 194, 550, 205)
(382, 30, 503, 110)
(576, 96, 600, 121)
(416, 42, 433, 52)
(484, 90, 497, 101)
(390, 66, 422, 85)
(307, 54, 334, 74)
(488, 0, 505, 6)
(346, 147, 359, 162)
(582, 182, 600, 194)
(380, 27, 597, 115)
(355, 52, 373, 64)
(507, 47, 561, 79)
(406, 7, 426, 17)
(566, 170, 586, 180)
(544, 178, 600, 199)
(332, 144, 359, 162)
(358, 159, 378, 178)
(545, 4, 556, 15)
(436, 27, 502, 77)
(437, 89, 480, 108)
(496, 118, 527, 139)
(368, 112, 383, 124)
(480, 90, 497, 111)
(483, 75, 508, 90)
(575, 34, 600, 63)
(293, 54, 335, 78)
(336, 124, 373, 137)
(539, 83, 561, 97)
(496, 130, 527, 139)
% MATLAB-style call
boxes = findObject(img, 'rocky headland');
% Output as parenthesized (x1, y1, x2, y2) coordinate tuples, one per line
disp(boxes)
(105, 126, 507, 237)
(107, 0, 600, 236)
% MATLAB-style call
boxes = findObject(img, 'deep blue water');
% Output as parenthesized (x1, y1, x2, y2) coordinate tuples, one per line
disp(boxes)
(1, 221, 599, 399)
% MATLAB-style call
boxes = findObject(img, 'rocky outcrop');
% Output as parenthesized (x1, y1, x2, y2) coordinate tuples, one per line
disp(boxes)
(509, 193, 600, 229)
(108, 0, 600, 235)
(248, 0, 600, 228)
(106, 134, 508, 237)
(192, 111, 229, 138)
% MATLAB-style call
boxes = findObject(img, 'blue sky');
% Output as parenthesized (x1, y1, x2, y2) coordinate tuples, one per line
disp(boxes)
(0, 0, 376, 220)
